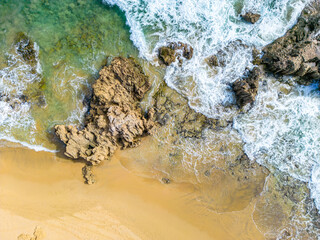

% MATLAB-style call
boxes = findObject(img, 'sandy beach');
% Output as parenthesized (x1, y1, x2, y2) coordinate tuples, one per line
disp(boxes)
(0, 143, 263, 240)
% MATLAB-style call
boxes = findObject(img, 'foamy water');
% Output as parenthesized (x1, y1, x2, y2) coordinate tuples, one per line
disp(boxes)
(234, 78, 320, 209)
(0, 43, 45, 151)
(103, 0, 320, 222)
(104, 0, 310, 118)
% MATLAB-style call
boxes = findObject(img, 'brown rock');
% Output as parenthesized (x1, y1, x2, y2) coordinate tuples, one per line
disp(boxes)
(82, 165, 95, 184)
(158, 42, 193, 66)
(206, 55, 219, 67)
(262, 1, 320, 82)
(158, 47, 176, 66)
(55, 57, 156, 166)
(232, 67, 262, 108)
(241, 12, 261, 24)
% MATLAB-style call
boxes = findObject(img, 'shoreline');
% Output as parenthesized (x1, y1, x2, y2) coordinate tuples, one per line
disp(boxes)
(0, 144, 264, 240)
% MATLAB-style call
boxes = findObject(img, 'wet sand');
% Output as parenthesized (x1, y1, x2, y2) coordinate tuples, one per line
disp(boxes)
(0, 143, 264, 240)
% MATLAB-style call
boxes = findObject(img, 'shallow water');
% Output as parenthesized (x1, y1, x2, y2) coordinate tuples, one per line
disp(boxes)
(0, 0, 138, 150)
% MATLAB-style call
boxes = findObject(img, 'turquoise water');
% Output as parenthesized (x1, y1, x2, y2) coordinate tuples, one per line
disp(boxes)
(0, 0, 138, 149)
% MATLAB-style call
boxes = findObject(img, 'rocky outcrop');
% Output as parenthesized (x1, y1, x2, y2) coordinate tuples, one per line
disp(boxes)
(158, 42, 193, 66)
(232, 67, 262, 108)
(241, 12, 261, 24)
(55, 57, 156, 166)
(262, 1, 320, 81)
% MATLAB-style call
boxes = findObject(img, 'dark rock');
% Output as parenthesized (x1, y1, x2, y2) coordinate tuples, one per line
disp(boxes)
(158, 42, 193, 66)
(261, 1, 320, 82)
(241, 12, 261, 24)
(232, 67, 262, 108)
(162, 177, 171, 184)
(158, 47, 176, 66)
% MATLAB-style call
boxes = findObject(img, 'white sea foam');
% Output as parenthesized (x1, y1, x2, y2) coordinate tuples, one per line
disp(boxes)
(0, 42, 48, 151)
(103, 0, 310, 118)
(103, 0, 320, 215)
(234, 78, 320, 209)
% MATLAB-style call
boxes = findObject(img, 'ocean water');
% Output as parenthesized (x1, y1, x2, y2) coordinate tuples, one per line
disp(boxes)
(0, 0, 138, 150)
(1, 0, 320, 238)
(103, 0, 311, 118)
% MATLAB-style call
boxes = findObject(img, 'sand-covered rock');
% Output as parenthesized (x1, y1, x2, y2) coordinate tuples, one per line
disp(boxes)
(55, 57, 156, 165)
(232, 67, 262, 108)
(262, 1, 320, 81)
(158, 42, 193, 66)
(17, 226, 45, 240)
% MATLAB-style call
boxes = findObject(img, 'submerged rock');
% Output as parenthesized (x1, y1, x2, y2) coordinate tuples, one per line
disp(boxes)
(55, 57, 156, 165)
(241, 12, 261, 24)
(262, 1, 320, 82)
(232, 67, 262, 108)
(15, 32, 37, 67)
(158, 42, 193, 66)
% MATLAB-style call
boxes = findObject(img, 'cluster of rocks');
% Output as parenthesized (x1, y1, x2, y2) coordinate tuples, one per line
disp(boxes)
(261, 1, 320, 82)
(55, 57, 156, 169)
(158, 42, 193, 66)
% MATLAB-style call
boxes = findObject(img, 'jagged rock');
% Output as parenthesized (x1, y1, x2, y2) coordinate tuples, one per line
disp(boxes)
(158, 42, 193, 66)
(232, 67, 262, 108)
(82, 165, 95, 185)
(17, 226, 45, 240)
(262, 1, 320, 81)
(241, 12, 261, 24)
(55, 57, 156, 165)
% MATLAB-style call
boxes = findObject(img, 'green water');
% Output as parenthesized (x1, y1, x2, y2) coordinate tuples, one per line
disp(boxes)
(0, 0, 139, 149)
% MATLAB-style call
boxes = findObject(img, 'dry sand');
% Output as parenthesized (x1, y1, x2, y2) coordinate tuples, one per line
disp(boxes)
(0, 143, 264, 240)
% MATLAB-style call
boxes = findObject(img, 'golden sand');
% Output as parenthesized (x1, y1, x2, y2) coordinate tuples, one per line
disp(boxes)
(0, 144, 264, 240)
